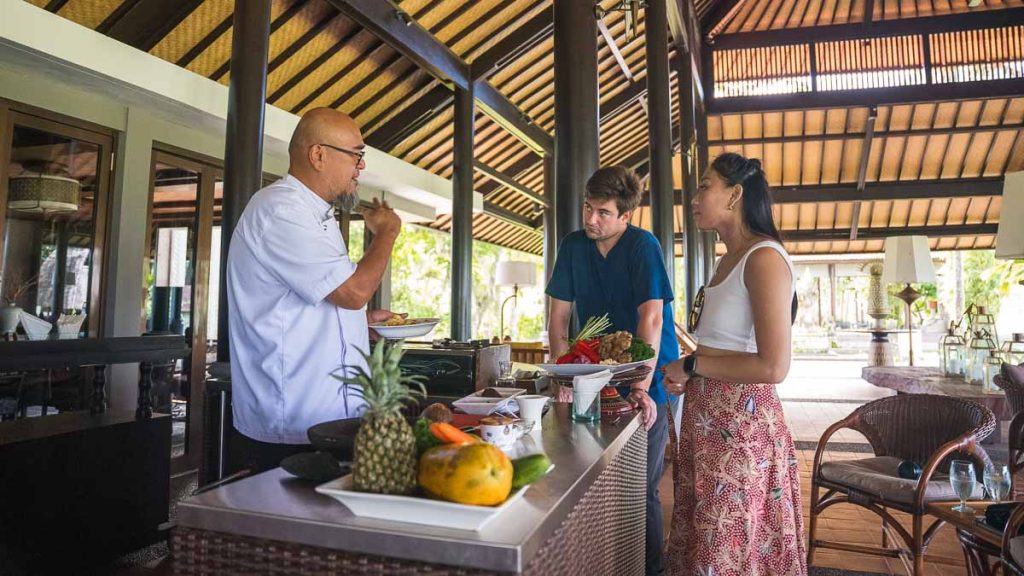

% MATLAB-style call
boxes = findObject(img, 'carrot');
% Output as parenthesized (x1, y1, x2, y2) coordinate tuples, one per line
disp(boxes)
(429, 422, 477, 444)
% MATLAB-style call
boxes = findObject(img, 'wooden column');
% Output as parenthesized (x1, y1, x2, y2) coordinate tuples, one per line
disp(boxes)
(553, 0, 598, 245)
(542, 154, 556, 327)
(451, 85, 474, 341)
(646, 0, 675, 290)
(697, 102, 716, 281)
(216, 0, 271, 362)
(676, 48, 702, 312)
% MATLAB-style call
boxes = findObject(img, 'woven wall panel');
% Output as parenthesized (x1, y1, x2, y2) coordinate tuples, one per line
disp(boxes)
(57, 0, 124, 30)
(717, 0, 1024, 34)
(149, 0, 231, 63)
(267, 17, 357, 98)
(271, 30, 378, 112)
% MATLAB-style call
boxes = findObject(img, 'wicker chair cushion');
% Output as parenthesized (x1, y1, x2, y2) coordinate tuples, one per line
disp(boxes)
(1011, 536, 1024, 565)
(819, 456, 984, 505)
(1003, 363, 1024, 387)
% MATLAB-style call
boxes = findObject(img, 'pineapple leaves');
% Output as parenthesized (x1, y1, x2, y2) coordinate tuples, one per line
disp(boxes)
(333, 339, 426, 414)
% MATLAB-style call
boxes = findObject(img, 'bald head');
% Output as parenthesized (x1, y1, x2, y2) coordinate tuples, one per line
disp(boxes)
(288, 108, 361, 166)
(288, 108, 365, 205)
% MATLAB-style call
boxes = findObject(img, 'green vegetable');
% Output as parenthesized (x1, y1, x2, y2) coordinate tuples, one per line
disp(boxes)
(414, 417, 443, 455)
(511, 454, 553, 489)
(627, 337, 655, 362)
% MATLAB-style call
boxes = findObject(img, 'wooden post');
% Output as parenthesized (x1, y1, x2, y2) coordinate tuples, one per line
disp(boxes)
(646, 0, 675, 290)
(553, 0, 598, 245)
(676, 45, 702, 312)
(216, 0, 271, 362)
(451, 84, 474, 341)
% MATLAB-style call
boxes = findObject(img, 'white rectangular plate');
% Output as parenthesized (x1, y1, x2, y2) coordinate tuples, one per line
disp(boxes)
(315, 474, 528, 532)
(451, 388, 526, 415)
(536, 360, 649, 376)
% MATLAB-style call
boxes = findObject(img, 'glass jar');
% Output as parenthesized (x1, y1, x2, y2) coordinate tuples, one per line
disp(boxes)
(968, 305, 999, 349)
(967, 330, 997, 385)
(984, 350, 1004, 394)
(1000, 333, 1024, 366)
(940, 323, 967, 378)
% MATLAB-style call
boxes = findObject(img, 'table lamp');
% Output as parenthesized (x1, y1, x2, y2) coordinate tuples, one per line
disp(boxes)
(882, 236, 936, 366)
(495, 261, 536, 341)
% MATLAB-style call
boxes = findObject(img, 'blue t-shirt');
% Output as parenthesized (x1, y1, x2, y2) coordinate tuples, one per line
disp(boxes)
(545, 225, 680, 405)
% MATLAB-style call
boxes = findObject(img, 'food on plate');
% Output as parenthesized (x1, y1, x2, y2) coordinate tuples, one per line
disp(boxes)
(511, 454, 553, 489)
(336, 340, 426, 495)
(377, 316, 423, 326)
(554, 314, 656, 365)
(599, 331, 633, 364)
(479, 415, 514, 426)
(420, 402, 453, 423)
(418, 443, 513, 505)
(479, 387, 505, 398)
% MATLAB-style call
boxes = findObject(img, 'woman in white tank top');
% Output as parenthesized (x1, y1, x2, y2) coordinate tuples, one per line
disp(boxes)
(662, 153, 807, 575)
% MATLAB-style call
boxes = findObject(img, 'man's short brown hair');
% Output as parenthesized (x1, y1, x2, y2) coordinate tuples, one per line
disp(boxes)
(585, 166, 643, 215)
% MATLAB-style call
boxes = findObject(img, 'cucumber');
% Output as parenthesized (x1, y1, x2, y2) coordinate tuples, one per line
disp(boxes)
(511, 454, 553, 489)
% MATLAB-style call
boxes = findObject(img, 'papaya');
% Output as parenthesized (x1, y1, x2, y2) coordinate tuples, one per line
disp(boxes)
(511, 454, 553, 489)
(418, 443, 513, 506)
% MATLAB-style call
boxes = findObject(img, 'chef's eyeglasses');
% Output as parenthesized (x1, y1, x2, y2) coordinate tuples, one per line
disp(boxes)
(318, 143, 366, 164)
(687, 286, 705, 333)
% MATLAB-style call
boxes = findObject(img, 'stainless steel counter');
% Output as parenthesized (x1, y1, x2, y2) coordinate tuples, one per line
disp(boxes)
(175, 404, 643, 574)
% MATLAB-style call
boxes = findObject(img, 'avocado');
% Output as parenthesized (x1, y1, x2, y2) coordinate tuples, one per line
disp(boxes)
(511, 454, 553, 489)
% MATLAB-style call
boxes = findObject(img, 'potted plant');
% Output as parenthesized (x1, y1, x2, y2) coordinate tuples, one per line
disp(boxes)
(1, 271, 38, 335)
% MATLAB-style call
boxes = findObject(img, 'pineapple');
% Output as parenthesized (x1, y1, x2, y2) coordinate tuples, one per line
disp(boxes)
(337, 339, 425, 495)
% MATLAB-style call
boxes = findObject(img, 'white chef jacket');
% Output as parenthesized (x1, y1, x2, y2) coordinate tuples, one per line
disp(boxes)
(227, 174, 368, 444)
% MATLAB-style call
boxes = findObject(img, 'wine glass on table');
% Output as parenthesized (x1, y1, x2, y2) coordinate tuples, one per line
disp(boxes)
(950, 460, 977, 513)
(984, 463, 1011, 502)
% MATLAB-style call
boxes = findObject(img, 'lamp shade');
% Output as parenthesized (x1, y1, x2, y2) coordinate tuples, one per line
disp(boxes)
(995, 171, 1024, 260)
(495, 260, 537, 287)
(881, 236, 936, 284)
(7, 174, 80, 213)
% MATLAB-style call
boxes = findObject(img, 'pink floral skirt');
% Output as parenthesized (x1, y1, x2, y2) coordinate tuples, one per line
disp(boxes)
(665, 377, 807, 576)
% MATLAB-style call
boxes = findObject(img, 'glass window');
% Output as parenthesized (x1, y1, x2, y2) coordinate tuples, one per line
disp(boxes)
(390, 224, 451, 339)
(2, 115, 110, 339)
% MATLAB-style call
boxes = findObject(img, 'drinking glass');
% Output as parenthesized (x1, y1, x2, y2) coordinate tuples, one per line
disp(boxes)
(984, 463, 1011, 502)
(495, 360, 515, 388)
(949, 460, 977, 513)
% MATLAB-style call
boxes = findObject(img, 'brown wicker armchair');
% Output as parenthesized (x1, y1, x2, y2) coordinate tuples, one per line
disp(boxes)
(997, 374, 1024, 417)
(1010, 409, 1024, 501)
(808, 393, 996, 575)
(1003, 502, 1024, 575)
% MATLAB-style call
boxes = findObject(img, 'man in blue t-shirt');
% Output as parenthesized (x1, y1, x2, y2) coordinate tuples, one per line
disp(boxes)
(546, 165, 680, 576)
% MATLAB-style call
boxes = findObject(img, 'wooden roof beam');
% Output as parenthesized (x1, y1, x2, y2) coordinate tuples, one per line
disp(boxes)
(483, 202, 541, 231)
(597, 16, 634, 84)
(707, 79, 1024, 114)
(640, 178, 1005, 206)
(470, 10, 552, 81)
(849, 107, 877, 240)
(674, 224, 998, 243)
(709, 8, 1024, 50)
(473, 161, 548, 207)
(326, 0, 553, 155)
(368, 10, 553, 150)
(711, 122, 1024, 146)
(97, 0, 204, 52)
(364, 83, 452, 150)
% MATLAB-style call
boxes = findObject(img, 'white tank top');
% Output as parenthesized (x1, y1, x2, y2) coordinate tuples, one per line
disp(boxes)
(693, 241, 795, 354)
